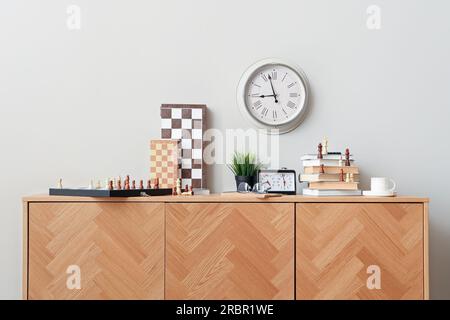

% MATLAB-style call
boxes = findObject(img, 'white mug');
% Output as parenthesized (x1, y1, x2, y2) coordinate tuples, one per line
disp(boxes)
(370, 177, 396, 192)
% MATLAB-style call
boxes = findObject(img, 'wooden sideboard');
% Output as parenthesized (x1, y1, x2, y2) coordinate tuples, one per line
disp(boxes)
(22, 195, 429, 300)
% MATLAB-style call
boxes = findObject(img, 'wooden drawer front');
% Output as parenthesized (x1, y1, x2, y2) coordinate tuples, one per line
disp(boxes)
(296, 203, 424, 300)
(166, 203, 294, 299)
(28, 202, 164, 300)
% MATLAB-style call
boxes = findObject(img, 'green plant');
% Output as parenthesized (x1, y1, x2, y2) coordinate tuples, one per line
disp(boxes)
(227, 152, 262, 177)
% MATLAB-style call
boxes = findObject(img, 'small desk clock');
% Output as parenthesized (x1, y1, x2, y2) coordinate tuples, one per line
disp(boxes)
(257, 169, 297, 195)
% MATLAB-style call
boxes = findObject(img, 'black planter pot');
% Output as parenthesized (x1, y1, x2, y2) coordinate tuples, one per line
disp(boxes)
(235, 175, 255, 191)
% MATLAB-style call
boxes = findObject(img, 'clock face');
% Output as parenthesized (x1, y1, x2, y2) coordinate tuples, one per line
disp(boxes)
(244, 64, 307, 126)
(258, 171, 296, 193)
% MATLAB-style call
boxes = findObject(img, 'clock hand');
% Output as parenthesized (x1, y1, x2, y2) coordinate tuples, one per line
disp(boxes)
(267, 74, 278, 103)
(258, 94, 277, 98)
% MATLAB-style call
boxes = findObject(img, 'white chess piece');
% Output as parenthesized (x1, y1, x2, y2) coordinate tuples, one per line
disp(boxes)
(322, 137, 328, 155)
(176, 178, 182, 195)
(339, 155, 343, 167)
(88, 180, 94, 190)
(58, 178, 63, 189)
(104, 179, 110, 190)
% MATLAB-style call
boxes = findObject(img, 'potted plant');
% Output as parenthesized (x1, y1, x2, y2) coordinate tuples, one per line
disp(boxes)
(228, 152, 262, 191)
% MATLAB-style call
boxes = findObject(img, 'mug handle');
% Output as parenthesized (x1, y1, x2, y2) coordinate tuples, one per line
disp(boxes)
(388, 179, 396, 192)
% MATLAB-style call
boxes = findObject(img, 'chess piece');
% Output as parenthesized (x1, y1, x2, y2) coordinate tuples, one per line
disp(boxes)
(339, 169, 344, 182)
(96, 180, 102, 189)
(125, 180, 130, 190)
(322, 137, 328, 155)
(147, 180, 151, 189)
(176, 178, 182, 195)
(104, 179, 110, 190)
(117, 180, 122, 190)
(172, 187, 177, 196)
(317, 143, 323, 159)
(338, 155, 343, 167)
(320, 164, 325, 174)
(58, 178, 63, 189)
(345, 173, 351, 183)
(349, 173, 354, 183)
(190, 186, 194, 196)
(345, 148, 351, 166)
(185, 184, 189, 193)
(108, 180, 114, 190)
(126, 175, 130, 183)
(154, 178, 159, 189)
(131, 180, 136, 189)
(139, 180, 144, 190)
(88, 180, 94, 190)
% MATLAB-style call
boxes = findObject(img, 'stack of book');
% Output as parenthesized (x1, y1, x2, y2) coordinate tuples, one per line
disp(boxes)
(300, 153, 362, 196)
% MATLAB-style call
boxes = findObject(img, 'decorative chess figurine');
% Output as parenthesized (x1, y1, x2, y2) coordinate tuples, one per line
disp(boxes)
(317, 143, 323, 159)
(176, 178, 182, 195)
(322, 137, 328, 155)
(58, 178, 63, 189)
(345, 148, 351, 166)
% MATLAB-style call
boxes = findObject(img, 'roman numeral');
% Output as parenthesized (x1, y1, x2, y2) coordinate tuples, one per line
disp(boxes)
(252, 82, 261, 88)
(250, 93, 260, 97)
(272, 70, 277, 80)
(261, 73, 268, 81)
(281, 72, 287, 82)
(282, 108, 287, 115)
(253, 100, 262, 109)
(272, 110, 277, 119)
(287, 101, 296, 109)
(261, 107, 268, 117)
(289, 92, 299, 97)
(288, 82, 296, 88)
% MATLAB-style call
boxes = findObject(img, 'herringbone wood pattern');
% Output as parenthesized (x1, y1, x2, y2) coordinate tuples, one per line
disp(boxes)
(166, 203, 294, 299)
(28, 202, 164, 300)
(296, 203, 424, 300)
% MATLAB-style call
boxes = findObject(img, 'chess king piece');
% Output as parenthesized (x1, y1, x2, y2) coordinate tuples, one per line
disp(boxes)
(58, 178, 63, 189)
(322, 137, 328, 155)
(317, 143, 323, 159)
(339, 155, 343, 167)
(345, 148, 351, 166)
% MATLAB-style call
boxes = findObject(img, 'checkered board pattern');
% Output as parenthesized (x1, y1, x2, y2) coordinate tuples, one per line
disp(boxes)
(160, 104, 207, 189)
(150, 139, 181, 188)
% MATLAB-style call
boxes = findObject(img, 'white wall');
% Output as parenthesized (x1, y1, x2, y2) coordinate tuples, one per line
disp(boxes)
(1, 0, 450, 299)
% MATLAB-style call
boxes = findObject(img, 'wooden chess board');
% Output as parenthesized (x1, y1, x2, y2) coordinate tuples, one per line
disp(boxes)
(150, 139, 181, 189)
(160, 104, 207, 189)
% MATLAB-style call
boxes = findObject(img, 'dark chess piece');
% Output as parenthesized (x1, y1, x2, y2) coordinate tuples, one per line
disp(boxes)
(131, 180, 136, 189)
(185, 184, 189, 192)
(125, 181, 130, 190)
(190, 186, 194, 195)
(340, 169, 344, 182)
(345, 148, 351, 166)
(108, 180, 114, 190)
(117, 180, 122, 190)
(153, 178, 159, 189)
(139, 180, 144, 190)
(172, 187, 177, 196)
(147, 180, 151, 189)
(320, 164, 325, 174)
(318, 143, 323, 159)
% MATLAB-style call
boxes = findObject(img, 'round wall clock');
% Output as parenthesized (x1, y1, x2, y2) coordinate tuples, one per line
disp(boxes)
(237, 58, 310, 134)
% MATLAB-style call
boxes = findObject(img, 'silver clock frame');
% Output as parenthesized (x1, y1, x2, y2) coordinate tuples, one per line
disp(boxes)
(236, 58, 310, 134)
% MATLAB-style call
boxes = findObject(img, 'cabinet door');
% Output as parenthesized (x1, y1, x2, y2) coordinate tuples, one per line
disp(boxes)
(296, 203, 424, 300)
(166, 203, 294, 299)
(28, 202, 164, 300)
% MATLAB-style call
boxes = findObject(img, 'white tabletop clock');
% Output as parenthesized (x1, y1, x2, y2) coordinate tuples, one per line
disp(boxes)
(237, 58, 310, 134)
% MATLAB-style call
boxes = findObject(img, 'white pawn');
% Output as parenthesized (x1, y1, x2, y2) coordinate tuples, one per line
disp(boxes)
(104, 178, 110, 190)
(338, 155, 343, 167)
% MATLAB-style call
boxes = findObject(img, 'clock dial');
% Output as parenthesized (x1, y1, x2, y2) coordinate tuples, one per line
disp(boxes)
(244, 65, 307, 126)
(259, 171, 296, 192)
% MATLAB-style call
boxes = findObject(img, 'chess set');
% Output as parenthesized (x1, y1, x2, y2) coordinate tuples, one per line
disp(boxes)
(49, 176, 172, 197)
(49, 104, 210, 198)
